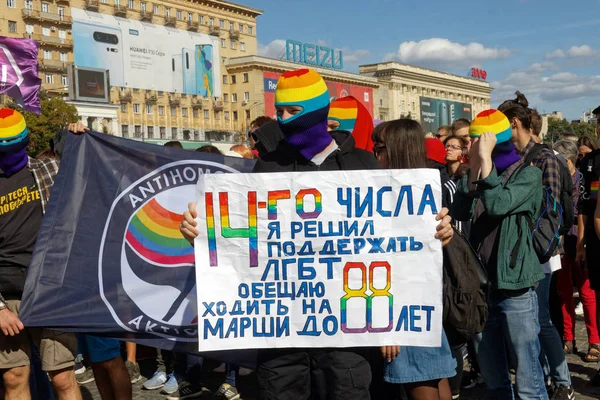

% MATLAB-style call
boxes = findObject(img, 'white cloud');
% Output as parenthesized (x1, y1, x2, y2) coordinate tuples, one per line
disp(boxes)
(257, 39, 370, 65)
(490, 63, 600, 104)
(544, 49, 566, 59)
(383, 38, 510, 68)
(567, 45, 599, 58)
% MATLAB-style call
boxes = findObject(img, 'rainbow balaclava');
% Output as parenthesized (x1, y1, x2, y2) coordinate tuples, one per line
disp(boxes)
(469, 109, 520, 173)
(328, 96, 374, 152)
(274, 69, 332, 161)
(0, 108, 29, 177)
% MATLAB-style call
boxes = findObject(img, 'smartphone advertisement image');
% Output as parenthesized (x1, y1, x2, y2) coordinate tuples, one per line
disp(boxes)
(419, 96, 472, 133)
(71, 8, 220, 96)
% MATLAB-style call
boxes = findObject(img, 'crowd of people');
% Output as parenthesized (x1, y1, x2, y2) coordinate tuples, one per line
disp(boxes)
(1, 66, 600, 400)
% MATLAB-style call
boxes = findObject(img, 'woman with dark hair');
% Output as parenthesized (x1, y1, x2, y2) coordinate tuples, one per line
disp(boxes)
(444, 135, 468, 179)
(578, 135, 598, 162)
(374, 119, 456, 400)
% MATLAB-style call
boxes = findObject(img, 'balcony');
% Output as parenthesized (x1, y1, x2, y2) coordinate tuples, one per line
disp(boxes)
(187, 20, 199, 31)
(25, 33, 73, 48)
(84, 0, 99, 11)
(56, 0, 70, 4)
(191, 98, 203, 109)
(208, 26, 220, 36)
(229, 29, 239, 40)
(38, 58, 71, 73)
(22, 10, 72, 25)
(213, 100, 224, 111)
(119, 91, 132, 103)
(113, 5, 127, 17)
(168, 95, 180, 106)
(46, 85, 68, 95)
(164, 17, 176, 27)
(145, 92, 157, 104)
(140, 10, 153, 22)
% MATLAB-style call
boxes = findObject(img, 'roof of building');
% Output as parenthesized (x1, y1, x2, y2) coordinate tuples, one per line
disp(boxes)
(193, 0, 263, 17)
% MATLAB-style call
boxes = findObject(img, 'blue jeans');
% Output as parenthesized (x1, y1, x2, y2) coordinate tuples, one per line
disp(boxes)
(536, 273, 571, 387)
(225, 364, 238, 387)
(478, 288, 548, 400)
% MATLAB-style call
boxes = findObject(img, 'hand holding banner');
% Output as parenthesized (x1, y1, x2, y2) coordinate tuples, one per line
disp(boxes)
(195, 169, 443, 351)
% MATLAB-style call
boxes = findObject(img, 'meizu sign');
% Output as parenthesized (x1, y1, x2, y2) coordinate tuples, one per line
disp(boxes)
(285, 40, 343, 70)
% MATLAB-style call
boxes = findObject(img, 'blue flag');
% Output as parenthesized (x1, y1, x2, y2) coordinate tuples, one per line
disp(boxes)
(19, 131, 257, 363)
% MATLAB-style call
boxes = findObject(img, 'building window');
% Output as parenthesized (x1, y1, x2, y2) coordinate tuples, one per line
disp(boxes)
(170, 106, 176, 116)
(220, 38, 226, 48)
(7, 0, 16, 8)
(183, 130, 190, 140)
(245, 110, 250, 120)
(221, 57, 226, 65)
(160, 127, 166, 138)
(238, 23, 243, 32)
(223, 93, 229, 102)
(209, 17, 214, 26)
(134, 125, 142, 137)
(229, 21, 233, 30)
(153, 4, 158, 13)
(233, 111, 238, 121)
(43, 50, 51, 59)
(194, 130, 199, 140)
(187, 12, 192, 22)
(182, 107, 188, 117)
(140, 2, 145, 11)
(8, 21, 17, 33)
(120, 103, 127, 112)
(61, 75, 68, 86)
(25, 24, 34, 34)
(231, 93, 237, 103)
(203, 109, 209, 119)
(240, 42, 245, 51)
(230, 41, 235, 49)
(122, 125, 129, 137)
(128, 0, 133, 8)
(24, 0, 32, 10)
(231, 75, 236, 84)
(176, 10, 182, 20)
(222, 75, 228, 84)
(45, 73, 53, 84)
(158, 105, 165, 115)
(244, 91, 249, 101)
(224, 111, 230, 120)
(214, 110, 220, 120)
(219, 19, 224, 28)
(165, 7, 169, 16)
(41, 2, 48, 12)
(171, 127, 177, 139)
(42, 27, 50, 36)
(193, 108, 199, 118)
(248, 26, 253, 35)
(198, 15, 203, 24)
(147, 126, 154, 138)
(133, 104, 141, 114)
(57, 6, 65, 18)
(58, 29, 66, 39)
(146, 104, 152, 114)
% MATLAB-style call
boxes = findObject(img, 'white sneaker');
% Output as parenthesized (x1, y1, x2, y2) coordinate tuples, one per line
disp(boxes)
(576, 302, 584, 316)
(239, 367, 253, 376)
(213, 363, 226, 373)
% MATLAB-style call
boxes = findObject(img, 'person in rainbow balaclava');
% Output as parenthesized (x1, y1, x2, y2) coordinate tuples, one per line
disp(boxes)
(327, 96, 375, 153)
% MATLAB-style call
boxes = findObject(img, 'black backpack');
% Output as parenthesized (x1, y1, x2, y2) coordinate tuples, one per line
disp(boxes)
(517, 144, 574, 263)
(442, 229, 489, 346)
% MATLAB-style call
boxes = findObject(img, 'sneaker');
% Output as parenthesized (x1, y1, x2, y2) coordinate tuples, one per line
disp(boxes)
(76, 368, 95, 385)
(143, 370, 167, 390)
(215, 383, 240, 400)
(74, 363, 86, 376)
(165, 380, 210, 400)
(125, 360, 142, 384)
(551, 385, 575, 400)
(461, 371, 483, 389)
(452, 395, 460, 400)
(161, 374, 181, 395)
(213, 363, 226, 373)
(238, 367, 253, 377)
(575, 302, 584, 316)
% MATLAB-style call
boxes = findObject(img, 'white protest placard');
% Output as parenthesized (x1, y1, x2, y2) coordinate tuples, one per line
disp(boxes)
(194, 169, 442, 351)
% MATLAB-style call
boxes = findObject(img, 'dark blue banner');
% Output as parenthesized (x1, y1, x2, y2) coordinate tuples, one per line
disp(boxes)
(19, 131, 257, 363)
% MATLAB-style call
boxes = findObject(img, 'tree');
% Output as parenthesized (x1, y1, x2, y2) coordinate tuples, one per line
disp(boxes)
(572, 122, 596, 138)
(8, 90, 79, 157)
(546, 118, 572, 144)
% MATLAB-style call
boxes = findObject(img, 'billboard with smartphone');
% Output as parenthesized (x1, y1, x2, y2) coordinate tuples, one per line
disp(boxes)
(262, 71, 374, 119)
(419, 96, 472, 133)
(71, 8, 220, 96)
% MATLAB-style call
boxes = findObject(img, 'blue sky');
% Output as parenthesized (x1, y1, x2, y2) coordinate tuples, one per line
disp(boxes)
(245, 0, 600, 120)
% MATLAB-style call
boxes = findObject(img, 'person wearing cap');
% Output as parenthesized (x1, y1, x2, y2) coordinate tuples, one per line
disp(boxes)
(180, 68, 456, 400)
(0, 109, 86, 400)
(452, 109, 547, 399)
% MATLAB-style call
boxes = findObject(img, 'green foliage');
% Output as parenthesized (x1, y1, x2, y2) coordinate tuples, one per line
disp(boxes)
(8, 90, 79, 157)
(546, 118, 572, 143)
(572, 122, 596, 138)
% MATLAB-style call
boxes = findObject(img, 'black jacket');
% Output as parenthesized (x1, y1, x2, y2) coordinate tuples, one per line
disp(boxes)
(254, 120, 285, 157)
(253, 130, 380, 173)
